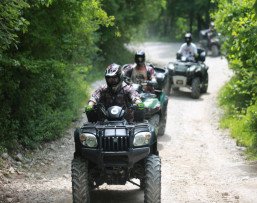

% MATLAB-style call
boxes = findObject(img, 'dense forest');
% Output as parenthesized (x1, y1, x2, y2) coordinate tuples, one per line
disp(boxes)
(1, 0, 257, 156)
(0, 0, 166, 151)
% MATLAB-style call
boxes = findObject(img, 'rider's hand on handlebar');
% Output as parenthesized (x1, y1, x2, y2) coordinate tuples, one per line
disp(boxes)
(134, 99, 144, 110)
(85, 105, 93, 112)
(85, 101, 95, 112)
(137, 102, 145, 110)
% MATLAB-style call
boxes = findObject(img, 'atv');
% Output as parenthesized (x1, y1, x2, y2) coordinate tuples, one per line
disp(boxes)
(199, 29, 221, 57)
(122, 64, 169, 136)
(167, 48, 209, 99)
(72, 104, 161, 203)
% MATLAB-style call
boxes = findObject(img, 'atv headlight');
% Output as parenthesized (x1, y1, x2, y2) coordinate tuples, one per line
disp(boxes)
(80, 133, 97, 148)
(133, 132, 151, 146)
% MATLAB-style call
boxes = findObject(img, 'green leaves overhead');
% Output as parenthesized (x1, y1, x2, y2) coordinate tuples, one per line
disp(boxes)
(0, 0, 29, 52)
(19, 0, 114, 63)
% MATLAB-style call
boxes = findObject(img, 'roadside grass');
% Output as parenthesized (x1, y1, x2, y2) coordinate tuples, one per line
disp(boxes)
(218, 84, 257, 160)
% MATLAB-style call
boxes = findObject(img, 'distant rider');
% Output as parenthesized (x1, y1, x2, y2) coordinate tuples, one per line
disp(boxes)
(177, 33, 198, 62)
(86, 63, 143, 122)
(206, 21, 218, 40)
(123, 50, 157, 92)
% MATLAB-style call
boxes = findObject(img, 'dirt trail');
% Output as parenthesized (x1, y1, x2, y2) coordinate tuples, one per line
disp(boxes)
(1, 42, 257, 203)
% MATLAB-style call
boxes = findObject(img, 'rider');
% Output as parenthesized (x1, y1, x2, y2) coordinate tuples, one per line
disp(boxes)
(177, 33, 198, 62)
(86, 63, 143, 122)
(123, 50, 157, 92)
(206, 21, 218, 41)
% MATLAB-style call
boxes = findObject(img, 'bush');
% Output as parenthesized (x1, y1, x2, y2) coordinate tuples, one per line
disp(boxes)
(215, 0, 257, 155)
(0, 57, 88, 149)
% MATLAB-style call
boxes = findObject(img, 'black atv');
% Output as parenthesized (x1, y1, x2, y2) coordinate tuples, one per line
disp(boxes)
(71, 104, 161, 203)
(199, 29, 221, 57)
(167, 49, 209, 99)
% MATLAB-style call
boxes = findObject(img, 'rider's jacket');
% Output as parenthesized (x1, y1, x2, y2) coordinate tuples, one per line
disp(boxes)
(123, 63, 155, 83)
(123, 63, 156, 92)
(89, 82, 140, 121)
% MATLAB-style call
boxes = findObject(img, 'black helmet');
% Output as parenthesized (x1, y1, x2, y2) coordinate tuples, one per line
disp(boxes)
(185, 33, 192, 45)
(135, 50, 145, 66)
(105, 63, 122, 92)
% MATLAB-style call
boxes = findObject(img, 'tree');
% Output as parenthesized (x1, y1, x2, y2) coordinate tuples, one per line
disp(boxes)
(98, 0, 166, 65)
(149, 0, 216, 40)
(0, 0, 29, 53)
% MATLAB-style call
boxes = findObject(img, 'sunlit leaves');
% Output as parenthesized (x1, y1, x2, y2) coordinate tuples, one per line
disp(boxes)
(18, 0, 115, 63)
(216, 0, 257, 148)
(0, 0, 29, 52)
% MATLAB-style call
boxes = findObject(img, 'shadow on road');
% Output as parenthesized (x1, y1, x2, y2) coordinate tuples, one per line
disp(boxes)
(91, 188, 143, 203)
(237, 161, 257, 177)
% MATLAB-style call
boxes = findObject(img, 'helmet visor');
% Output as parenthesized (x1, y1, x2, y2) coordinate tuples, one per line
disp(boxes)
(135, 56, 145, 65)
(185, 37, 191, 42)
(106, 76, 120, 86)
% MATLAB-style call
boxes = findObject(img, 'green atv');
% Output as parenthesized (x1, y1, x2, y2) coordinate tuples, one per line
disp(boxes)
(124, 66, 169, 136)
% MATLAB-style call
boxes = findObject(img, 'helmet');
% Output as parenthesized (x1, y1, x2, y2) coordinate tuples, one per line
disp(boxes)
(210, 21, 215, 28)
(135, 50, 145, 66)
(184, 33, 192, 45)
(105, 63, 122, 92)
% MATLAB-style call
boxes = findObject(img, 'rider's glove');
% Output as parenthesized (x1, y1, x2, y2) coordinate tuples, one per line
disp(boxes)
(137, 102, 145, 110)
(176, 52, 182, 60)
(85, 105, 93, 112)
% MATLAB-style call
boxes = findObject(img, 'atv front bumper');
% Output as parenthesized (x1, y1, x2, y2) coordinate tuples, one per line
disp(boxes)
(80, 147, 150, 169)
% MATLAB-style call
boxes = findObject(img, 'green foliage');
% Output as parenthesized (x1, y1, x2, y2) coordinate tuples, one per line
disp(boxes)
(175, 18, 189, 39)
(215, 0, 257, 152)
(0, 0, 29, 52)
(148, 0, 216, 40)
(0, 0, 115, 151)
(0, 57, 89, 149)
(0, 0, 168, 152)
(99, 0, 166, 63)
(19, 0, 114, 63)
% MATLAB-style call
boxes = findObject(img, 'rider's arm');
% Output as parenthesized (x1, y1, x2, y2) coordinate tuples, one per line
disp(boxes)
(177, 43, 186, 59)
(88, 85, 106, 106)
(126, 85, 141, 104)
(148, 66, 157, 86)
(177, 44, 184, 54)
(122, 64, 133, 78)
(192, 43, 198, 58)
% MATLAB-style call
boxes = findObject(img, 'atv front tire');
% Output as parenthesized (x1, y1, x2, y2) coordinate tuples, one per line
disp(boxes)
(191, 77, 201, 99)
(164, 76, 172, 96)
(200, 73, 209, 93)
(71, 157, 90, 203)
(158, 110, 167, 136)
(144, 155, 161, 203)
(211, 44, 219, 57)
